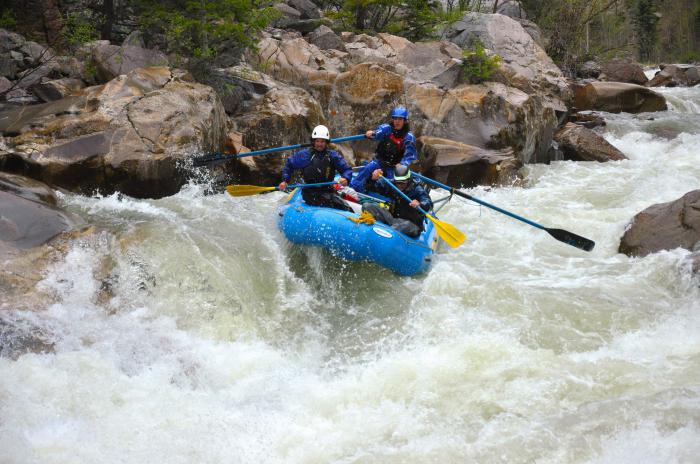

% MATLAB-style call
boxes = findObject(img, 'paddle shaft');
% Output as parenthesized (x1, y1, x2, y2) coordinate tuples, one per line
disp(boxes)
(412, 172, 595, 251)
(379, 176, 466, 248)
(285, 181, 337, 190)
(413, 173, 544, 229)
(379, 176, 429, 217)
(193, 134, 366, 166)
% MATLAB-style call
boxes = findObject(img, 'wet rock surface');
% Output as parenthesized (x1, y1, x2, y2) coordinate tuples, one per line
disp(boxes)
(619, 190, 700, 257)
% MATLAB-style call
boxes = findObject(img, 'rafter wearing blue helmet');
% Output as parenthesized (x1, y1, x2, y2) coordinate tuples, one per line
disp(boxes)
(350, 106, 417, 193)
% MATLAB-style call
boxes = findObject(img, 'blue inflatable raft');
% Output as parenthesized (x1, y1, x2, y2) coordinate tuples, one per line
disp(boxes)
(278, 189, 438, 276)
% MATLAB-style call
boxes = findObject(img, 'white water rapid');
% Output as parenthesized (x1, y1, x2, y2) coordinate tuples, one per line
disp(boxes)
(1, 86, 700, 463)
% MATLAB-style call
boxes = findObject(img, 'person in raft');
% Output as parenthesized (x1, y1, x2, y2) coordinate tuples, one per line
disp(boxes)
(361, 165, 432, 238)
(349, 106, 417, 194)
(278, 125, 354, 211)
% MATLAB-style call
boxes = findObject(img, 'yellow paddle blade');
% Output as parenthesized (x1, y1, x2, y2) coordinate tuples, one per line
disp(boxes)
(226, 184, 277, 197)
(426, 215, 466, 248)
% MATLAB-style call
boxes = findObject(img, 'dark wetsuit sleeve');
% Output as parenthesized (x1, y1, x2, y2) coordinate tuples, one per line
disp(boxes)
(329, 151, 354, 180)
(281, 150, 307, 182)
(412, 184, 433, 211)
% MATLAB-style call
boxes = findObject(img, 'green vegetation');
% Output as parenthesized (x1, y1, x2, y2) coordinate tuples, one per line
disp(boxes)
(461, 41, 502, 83)
(59, 12, 101, 52)
(0, 9, 17, 29)
(325, 0, 446, 40)
(135, 0, 280, 60)
(520, 0, 700, 70)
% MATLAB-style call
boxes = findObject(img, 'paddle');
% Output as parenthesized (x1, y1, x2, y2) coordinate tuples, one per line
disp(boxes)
(379, 176, 465, 248)
(226, 181, 337, 197)
(412, 172, 595, 252)
(192, 134, 366, 167)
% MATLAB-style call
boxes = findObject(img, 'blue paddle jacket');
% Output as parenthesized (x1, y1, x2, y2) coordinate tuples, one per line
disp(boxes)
(281, 148, 354, 183)
(349, 123, 417, 193)
(369, 178, 433, 229)
(372, 123, 417, 166)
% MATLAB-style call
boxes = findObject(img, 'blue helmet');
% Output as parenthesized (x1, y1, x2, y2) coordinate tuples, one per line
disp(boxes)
(390, 106, 409, 120)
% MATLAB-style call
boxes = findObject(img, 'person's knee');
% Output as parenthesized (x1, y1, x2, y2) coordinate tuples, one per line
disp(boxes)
(362, 203, 380, 214)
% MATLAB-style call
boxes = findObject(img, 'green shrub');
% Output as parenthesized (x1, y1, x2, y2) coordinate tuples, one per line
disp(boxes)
(0, 9, 16, 29)
(60, 13, 101, 52)
(461, 42, 501, 83)
(136, 0, 280, 61)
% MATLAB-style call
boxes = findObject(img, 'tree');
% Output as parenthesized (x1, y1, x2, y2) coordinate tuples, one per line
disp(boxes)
(635, 0, 659, 61)
(136, 0, 279, 60)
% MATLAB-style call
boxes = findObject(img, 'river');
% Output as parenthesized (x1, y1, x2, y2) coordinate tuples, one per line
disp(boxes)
(1, 85, 699, 463)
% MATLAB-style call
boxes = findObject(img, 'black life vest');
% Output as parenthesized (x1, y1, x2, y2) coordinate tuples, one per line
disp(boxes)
(302, 149, 334, 184)
(376, 126, 409, 166)
(387, 179, 424, 229)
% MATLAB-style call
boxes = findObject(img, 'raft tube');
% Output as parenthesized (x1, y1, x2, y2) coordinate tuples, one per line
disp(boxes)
(278, 189, 438, 276)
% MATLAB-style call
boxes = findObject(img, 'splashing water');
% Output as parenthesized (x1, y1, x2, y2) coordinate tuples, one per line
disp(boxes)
(1, 87, 700, 463)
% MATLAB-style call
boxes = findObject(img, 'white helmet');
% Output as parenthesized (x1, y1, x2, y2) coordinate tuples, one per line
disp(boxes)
(311, 125, 330, 141)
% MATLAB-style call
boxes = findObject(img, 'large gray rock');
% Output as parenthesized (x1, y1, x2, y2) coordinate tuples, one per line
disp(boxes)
(0, 173, 79, 249)
(30, 77, 85, 102)
(92, 42, 169, 83)
(554, 123, 627, 162)
(685, 66, 700, 86)
(308, 25, 346, 52)
(0, 67, 227, 198)
(442, 12, 570, 104)
(573, 82, 667, 113)
(579, 61, 602, 79)
(287, 0, 321, 19)
(600, 59, 648, 85)
(0, 76, 11, 94)
(213, 65, 274, 115)
(619, 190, 700, 257)
(231, 86, 325, 184)
(647, 64, 700, 87)
(417, 136, 521, 187)
(0, 54, 19, 80)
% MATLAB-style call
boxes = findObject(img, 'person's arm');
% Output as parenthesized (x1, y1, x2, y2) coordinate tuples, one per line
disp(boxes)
(366, 123, 392, 140)
(350, 160, 380, 193)
(412, 184, 433, 211)
(281, 150, 306, 182)
(400, 132, 417, 166)
(330, 151, 354, 184)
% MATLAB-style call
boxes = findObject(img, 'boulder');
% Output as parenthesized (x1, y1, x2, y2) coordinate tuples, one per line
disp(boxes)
(647, 64, 700, 87)
(514, 18, 545, 49)
(619, 190, 700, 257)
(685, 66, 700, 86)
(442, 12, 570, 105)
(554, 123, 627, 162)
(30, 77, 85, 102)
(0, 67, 227, 198)
(253, 36, 342, 93)
(92, 42, 169, 83)
(600, 59, 648, 85)
(0, 171, 58, 205)
(0, 54, 19, 80)
(568, 112, 606, 129)
(578, 61, 602, 79)
(573, 82, 667, 113)
(231, 85, 325, 184)
(0, 76, 11, 94)
(0, 172, 79, 249)
(308, 25, 346, 52)
(287, 0, 321, 19)
(417, 136, 521, 187)
(213, 65, 274, 115)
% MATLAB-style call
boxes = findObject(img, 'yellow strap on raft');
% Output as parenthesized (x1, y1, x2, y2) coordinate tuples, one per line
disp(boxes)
(348, 210, 376, 225)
